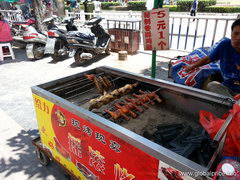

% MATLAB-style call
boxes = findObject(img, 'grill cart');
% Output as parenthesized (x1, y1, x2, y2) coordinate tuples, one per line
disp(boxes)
(31, 66, 234, 180)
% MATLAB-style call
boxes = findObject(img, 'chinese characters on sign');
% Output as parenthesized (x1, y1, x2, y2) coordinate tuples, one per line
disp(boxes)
(46, 103, 159, 179)
(89, 146, 106, 174)
(142, 8, 169, 51)
(114, 163, 135, 180)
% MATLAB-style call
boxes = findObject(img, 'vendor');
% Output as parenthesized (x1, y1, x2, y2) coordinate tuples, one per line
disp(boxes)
(184, 18, 240, 98)
(0, 13, 13, 43)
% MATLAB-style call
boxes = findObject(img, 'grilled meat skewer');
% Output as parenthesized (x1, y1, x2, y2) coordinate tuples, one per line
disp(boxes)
(114, 103, 138, 118)
(85, 74, 113, 94)
(138, 90, 162, 103)
(125, 97, 149, 109)
(102, 76, 112, 87)
(93, 76, 104, 94)
(105, 109, 130, 121)
(85, 74, 95, 81)
(89, 83, 138, 110)
(123, 102, 143, 112)
(133, 93, 155, 105)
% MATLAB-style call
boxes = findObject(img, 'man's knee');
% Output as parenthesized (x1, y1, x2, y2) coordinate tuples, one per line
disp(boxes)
(207, 81, 233, 97)
(207, 81, 221, 91)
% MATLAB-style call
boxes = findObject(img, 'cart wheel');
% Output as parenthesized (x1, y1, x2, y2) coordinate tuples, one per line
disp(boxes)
(35, 147, 50, 166)
(64, 173, 73, 180)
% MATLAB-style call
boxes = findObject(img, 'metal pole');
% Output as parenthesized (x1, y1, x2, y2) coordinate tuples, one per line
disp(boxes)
(151, 0, 163, 78)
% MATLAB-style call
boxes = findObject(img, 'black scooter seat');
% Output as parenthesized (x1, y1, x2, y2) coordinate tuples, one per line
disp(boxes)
(51, 27, 67, 34)
(67, 31, 95, 40)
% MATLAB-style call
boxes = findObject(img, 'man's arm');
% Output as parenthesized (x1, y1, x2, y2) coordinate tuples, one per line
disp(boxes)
(183, 56, 211, 72)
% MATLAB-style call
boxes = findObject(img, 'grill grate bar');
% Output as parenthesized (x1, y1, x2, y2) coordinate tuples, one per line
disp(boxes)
(65, 82, 94, 95)
(51, 80, 94, 94)
(66, 87, 96, 100)
(65, 77, 122, 100)
(49, 72, 105, 93)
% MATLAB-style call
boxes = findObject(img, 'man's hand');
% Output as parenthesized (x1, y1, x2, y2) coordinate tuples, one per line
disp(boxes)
(183, 65, 195, 72)
(182, 56, 211, 72)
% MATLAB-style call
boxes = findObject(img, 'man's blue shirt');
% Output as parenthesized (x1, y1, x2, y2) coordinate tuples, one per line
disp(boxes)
(209, 38, 240, 93)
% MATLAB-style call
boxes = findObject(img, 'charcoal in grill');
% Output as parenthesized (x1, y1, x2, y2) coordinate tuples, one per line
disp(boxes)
(161, 131, 180, 142)
(181, 143, 198, 158)
(143, 131, 154, 140)
(170, 143, 198, 158)
(152, 131, 163, 145)
(157, 123, 183, 131)
(156, 124, 183, 134)
(169, 125, 192, 146)
(196, 149, 207, 166)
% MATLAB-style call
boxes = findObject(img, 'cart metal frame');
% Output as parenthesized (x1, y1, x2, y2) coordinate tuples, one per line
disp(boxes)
(31, 66, 234, 179)
(32, 137, 79, 180)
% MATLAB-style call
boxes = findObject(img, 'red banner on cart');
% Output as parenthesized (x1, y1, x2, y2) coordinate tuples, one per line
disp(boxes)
(142, 8, 169, 51)
(34, 93, 159, 180)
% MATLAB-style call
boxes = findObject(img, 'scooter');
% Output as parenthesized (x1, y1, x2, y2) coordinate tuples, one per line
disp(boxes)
(11, 17, 36, 37)
(23, 24, 48, 60)
(11, 17, 36, 49)
(66, 17, 110, 66)
(23, 16, 58, 60)
(44, 17, 78, 61)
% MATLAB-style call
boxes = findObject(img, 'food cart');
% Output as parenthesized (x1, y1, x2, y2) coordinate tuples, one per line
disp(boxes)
(31, 66, 234, 180)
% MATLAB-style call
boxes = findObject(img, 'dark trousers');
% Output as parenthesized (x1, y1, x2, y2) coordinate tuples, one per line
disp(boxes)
(190, 10, 196, 16)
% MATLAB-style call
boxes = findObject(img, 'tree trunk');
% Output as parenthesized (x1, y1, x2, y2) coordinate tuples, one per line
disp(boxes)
(31, 0, 65, 32)
(53, 0, 65, 17)
(32, 0, 47, 32)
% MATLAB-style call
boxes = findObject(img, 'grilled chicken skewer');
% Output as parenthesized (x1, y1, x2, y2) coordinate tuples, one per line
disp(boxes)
(132, 90, 162, 105)
(138, 90, 162, 103)
(125, 97, 149, 109)
(105, 109, 130, 121)
(117, 101, 143, 113)
(85, 74, 113, 94)
(85, 74, 96, 81)
(114, 103, 138, 118)
(132, 93, 155, 105)
(89, 83, 138, 110)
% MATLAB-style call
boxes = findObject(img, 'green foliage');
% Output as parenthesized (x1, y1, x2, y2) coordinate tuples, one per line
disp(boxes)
(163, 5, 178, 12)
(177, 0, 216, 11)
(78, 0, 239, 13)
(205, 6, 240, 13)
(110, 6, 129, 11)
(101, 2, 121, 10)
(127, 1, 146, 11)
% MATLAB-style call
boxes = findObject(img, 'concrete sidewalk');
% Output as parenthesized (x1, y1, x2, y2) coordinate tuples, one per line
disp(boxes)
(0, 48, 187, 179)
(0, 108, 68, 180)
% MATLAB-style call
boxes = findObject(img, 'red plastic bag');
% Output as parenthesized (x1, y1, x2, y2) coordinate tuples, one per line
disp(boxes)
(199, 104, 240, 157)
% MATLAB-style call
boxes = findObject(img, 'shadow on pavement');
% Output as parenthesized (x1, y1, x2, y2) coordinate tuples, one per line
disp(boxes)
(70, 53, 109, 68)
(0, 47, 29, 65)
(48, 55, 71, 64)
(141, 61, 174, 82)
(0, 129, 68, 180)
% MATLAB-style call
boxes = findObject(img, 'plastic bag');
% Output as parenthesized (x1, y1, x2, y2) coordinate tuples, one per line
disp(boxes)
(171, 48, 221, 88)
(199, 104, 240, 157)
(171, 38, 229, 89)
